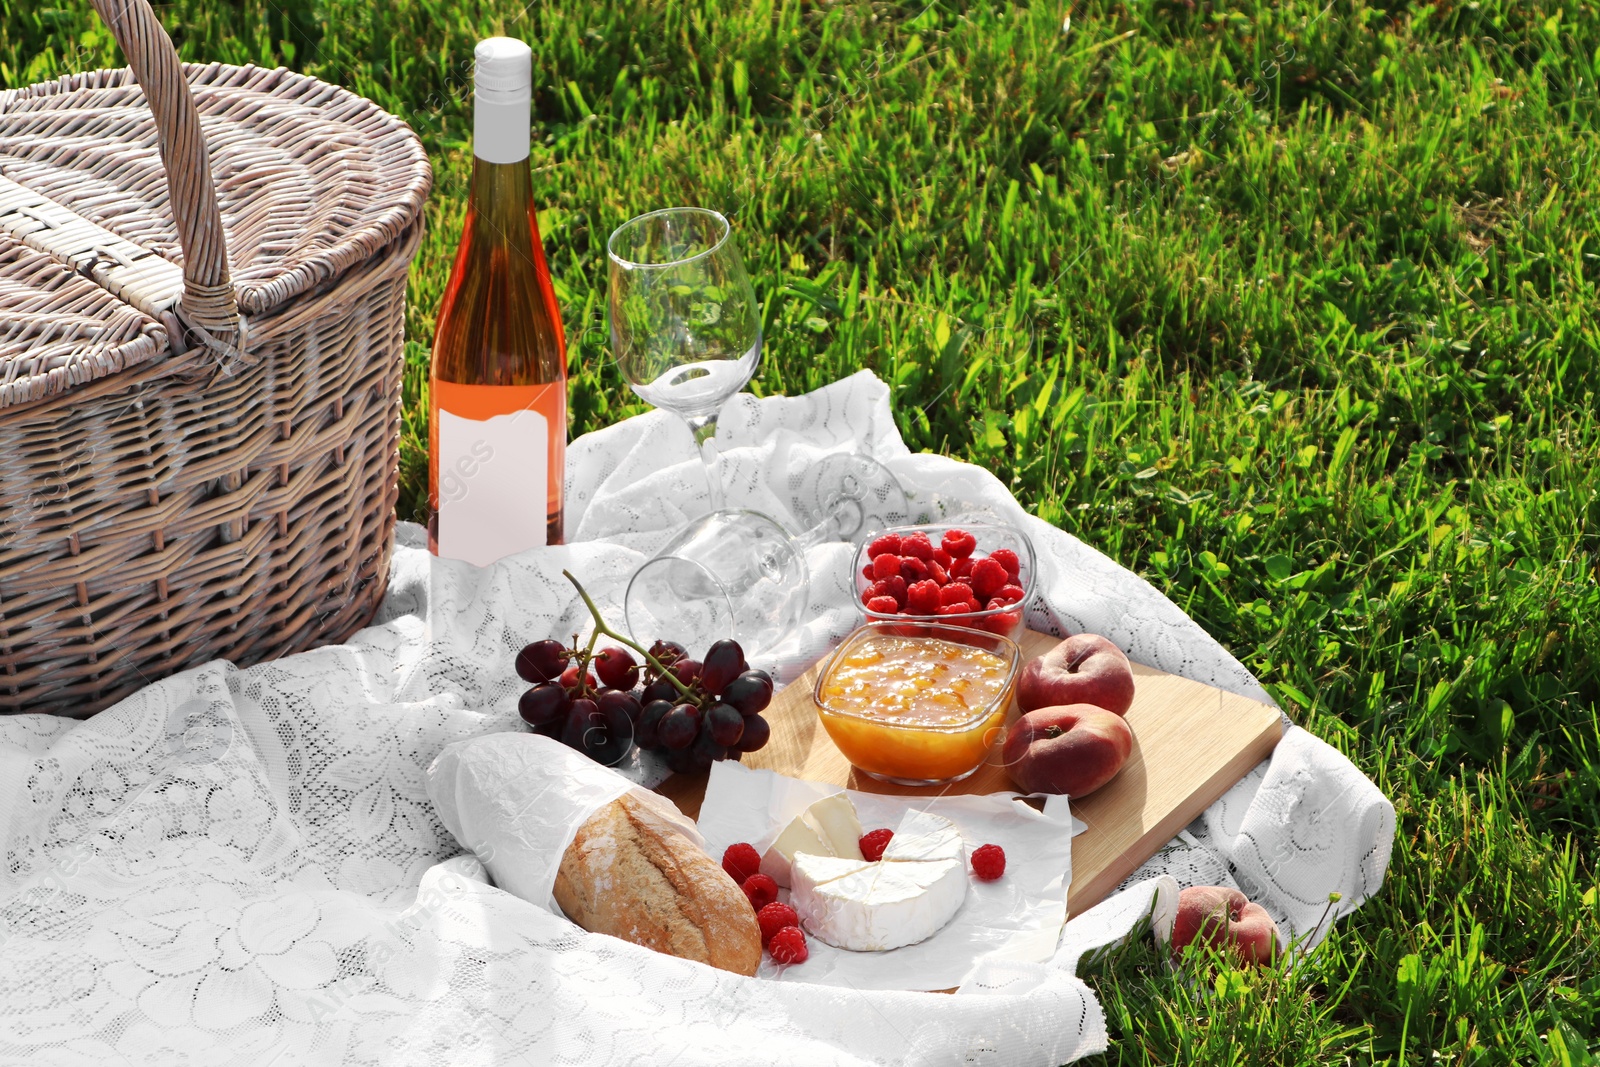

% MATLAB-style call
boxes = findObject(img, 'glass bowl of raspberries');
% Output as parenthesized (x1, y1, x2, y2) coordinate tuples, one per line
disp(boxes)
(852, 523, 1034, 640)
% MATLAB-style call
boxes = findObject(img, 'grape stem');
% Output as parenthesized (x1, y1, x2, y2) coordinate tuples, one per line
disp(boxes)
(562, 570, 696, 700)
(570, 629, 601, 699)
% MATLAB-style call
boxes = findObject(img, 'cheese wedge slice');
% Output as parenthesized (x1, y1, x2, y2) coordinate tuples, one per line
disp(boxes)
(759, 812, 832, 887)
(792, 851, 967, 952)
(759, 792, 866, 887)
(881, 809, 964, 864)
(806, 792, 866, 861)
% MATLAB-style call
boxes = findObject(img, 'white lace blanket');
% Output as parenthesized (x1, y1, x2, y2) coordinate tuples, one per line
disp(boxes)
(0, 372, 1394, 1066)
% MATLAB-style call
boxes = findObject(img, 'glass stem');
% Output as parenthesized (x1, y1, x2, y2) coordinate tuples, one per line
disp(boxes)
(685, 413, 725, 511)
(794, 494, 865, 548)
(795, 511, 842, 549)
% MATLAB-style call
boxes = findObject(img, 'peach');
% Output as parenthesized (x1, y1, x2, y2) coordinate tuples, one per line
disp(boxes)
(1169, 885, 1277, 967)
(1016, 634, 1136, 716)
(1001, 703, 1133, 796)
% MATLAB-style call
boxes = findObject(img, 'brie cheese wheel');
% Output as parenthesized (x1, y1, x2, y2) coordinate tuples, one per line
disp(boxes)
(792, 851, 967, 952)
(759, 792, 866, 887)
(787, 852, 873, 888)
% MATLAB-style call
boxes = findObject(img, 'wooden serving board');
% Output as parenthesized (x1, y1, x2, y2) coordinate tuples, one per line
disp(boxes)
(655, 629, 1283, 917)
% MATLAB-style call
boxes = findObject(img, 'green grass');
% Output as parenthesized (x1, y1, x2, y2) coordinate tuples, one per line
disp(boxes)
(5, 0, 1599, 1061)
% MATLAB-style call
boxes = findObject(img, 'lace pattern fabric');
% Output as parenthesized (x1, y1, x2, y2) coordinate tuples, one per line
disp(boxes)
(0, 372, 1393, 1065)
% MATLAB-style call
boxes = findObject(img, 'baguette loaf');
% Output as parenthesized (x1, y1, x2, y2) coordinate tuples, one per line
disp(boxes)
(554, 792, 762, 976)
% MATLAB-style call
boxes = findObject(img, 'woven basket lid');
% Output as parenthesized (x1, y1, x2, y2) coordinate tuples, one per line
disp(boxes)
(0, 62, 431, 408)
(0, 231, 169, 408)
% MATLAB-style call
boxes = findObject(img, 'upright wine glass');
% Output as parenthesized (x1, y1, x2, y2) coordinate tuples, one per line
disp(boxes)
(608, 207, 758, 510)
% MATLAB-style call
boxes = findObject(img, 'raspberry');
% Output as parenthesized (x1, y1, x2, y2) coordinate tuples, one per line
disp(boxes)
(937, 602, 976, 616)
(757, 902, 800, 947)
(866, 534, 903, 559)
(866, 595, 900, 614)
(989, 548, 1021, 577)
(982, 611, 1021, 636)
(742, 873, 779, 912)
(767, 925, 809, 964)
(971, 843, 1006, 881)
(862, 564, 877, 582)
(900, 532, 934, 561)
(905, 579, 941, 615)
(942, 529, 978, 559)
(859, 828, 894, 861)
(867, 579, 894, 601)
(950, 557, 975, 579)
(899, 556, 929, 582)
(970, 557, 1009, 601)
(940, 582, 975, 607)
(872, 553, 903, 581)
(883, 574, 908, 603)
(927, 561, 949, 585)
(933, 548, 953, 569)
(996, 584, 1026, 605)
(722, 843, 762, 884)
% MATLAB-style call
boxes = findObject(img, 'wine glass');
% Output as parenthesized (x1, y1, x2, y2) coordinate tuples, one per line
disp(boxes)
(791, 452, 912, 543)
(609, 208, 913, 657)
(608, 207, 758, 511)
(625, 509, 808, 660)
(623, 454, 914, 659)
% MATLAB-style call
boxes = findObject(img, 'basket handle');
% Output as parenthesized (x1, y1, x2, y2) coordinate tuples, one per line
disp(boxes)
(90, 0, 243, 359)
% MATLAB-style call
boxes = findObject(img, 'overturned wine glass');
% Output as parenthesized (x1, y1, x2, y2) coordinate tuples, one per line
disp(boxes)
(623, 452, 911, 659)
(609, 207, 914, 658)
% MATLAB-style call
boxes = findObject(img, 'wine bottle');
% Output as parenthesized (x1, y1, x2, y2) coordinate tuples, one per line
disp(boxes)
(429, 36, 567, 564)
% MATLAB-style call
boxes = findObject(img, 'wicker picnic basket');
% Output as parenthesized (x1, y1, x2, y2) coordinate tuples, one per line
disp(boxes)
(0, 0, 432, 716)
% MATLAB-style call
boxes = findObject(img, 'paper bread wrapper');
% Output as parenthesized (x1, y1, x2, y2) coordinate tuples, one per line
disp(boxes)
(427, 731, 705, 913)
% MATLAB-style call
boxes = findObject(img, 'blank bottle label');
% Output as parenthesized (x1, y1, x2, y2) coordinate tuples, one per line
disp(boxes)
(434, 381, 564, 566)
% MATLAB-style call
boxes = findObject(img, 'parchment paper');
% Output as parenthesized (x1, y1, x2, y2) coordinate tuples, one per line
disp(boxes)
(696, 761, 1079, 991)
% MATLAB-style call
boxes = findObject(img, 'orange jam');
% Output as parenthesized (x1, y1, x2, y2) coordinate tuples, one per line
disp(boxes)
(815, 634, 1015, 782)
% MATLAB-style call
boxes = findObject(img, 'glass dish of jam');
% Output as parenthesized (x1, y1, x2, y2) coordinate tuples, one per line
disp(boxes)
(813, 621, 1020, 785)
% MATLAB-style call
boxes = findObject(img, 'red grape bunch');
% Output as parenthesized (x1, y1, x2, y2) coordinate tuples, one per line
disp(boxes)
(514, 636, 643, 766)
(632, 637, 774, 775)
(514, 572, 775, 771)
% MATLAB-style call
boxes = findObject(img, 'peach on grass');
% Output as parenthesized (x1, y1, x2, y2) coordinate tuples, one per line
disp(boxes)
(1168, 885, 1278, 967)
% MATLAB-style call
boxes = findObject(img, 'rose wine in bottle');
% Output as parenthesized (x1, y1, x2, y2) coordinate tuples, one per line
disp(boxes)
(429, 36, 567, 564)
